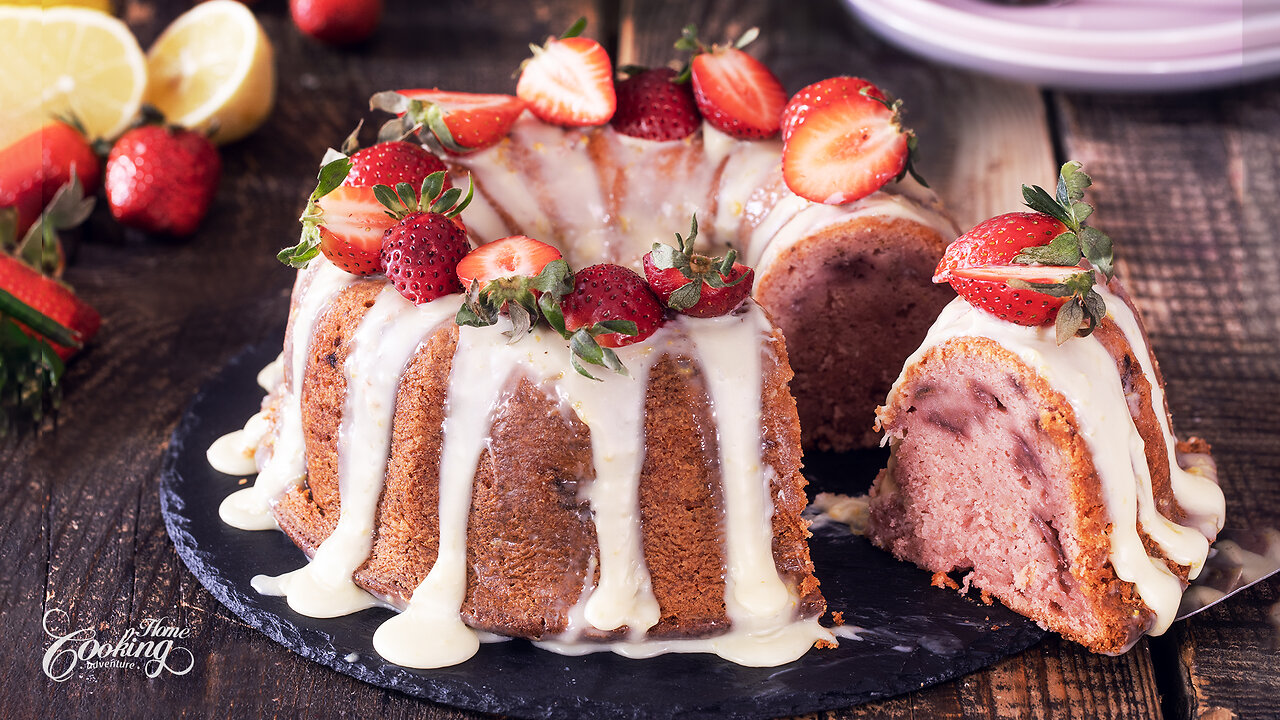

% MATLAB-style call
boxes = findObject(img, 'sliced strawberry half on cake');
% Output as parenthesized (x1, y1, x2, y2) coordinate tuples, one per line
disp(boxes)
(781, 77, 924, 205)
(676, 25, 786, 140)
(392, 90, 527, 154)
(516, 18, 616, 127)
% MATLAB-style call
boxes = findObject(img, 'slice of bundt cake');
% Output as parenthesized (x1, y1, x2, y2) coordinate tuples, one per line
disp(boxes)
(867, 164, 1226, 653)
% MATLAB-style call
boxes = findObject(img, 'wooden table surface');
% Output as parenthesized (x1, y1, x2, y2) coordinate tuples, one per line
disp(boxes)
(9, 0, 1279, 717)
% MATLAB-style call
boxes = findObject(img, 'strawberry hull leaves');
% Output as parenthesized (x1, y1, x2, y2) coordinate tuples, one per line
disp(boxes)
(1015, 161, 1114, 279)
(568, 320, 636, 380)
(643, 214, 754, 317)
(278, 155, 354, 268)
(455, 258, 574, 341)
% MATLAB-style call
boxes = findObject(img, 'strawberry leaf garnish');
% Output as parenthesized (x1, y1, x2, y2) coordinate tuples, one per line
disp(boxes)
(568, 320, 636, 381)
(279, 156, 353, 268)
(456, 258, 574, 344)
(1015, 161, 1115, 280)
(372, 171, 473, 221)
(648, 214, 751, 311)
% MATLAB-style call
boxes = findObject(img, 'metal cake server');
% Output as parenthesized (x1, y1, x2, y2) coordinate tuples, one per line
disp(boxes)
(1176, 527, 1280, 621)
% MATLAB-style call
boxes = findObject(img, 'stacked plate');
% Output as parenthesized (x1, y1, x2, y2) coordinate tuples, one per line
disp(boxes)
(844, 0, 1280, 91)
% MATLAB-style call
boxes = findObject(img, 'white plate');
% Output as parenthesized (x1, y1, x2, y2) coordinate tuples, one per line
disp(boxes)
(880, 0, 1280, 59)
(845, 0, 1280, 91)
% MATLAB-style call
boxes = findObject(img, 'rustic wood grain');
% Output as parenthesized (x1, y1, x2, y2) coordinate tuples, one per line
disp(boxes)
(1055, 84, 1280, 720)
(8, 0, 1278, 718)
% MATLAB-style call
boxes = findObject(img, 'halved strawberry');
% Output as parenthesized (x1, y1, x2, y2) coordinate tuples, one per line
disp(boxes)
(937, 205, 1106, 342)
(456, 235, 562, 288)
(314, 186, 393, 275)
(781, 79, 920, 205)
(611, 67, 700, 141)
(395, 90, 527, 154)
(780, 76, 881, 142)
(516, 19, 615, 127)
(673, 24, 787, 141)
(345, 140, 448, 189)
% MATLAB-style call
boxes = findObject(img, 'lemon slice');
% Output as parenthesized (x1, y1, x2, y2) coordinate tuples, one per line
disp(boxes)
(0, 6, 146, 148)
(144, 0, 276, 145)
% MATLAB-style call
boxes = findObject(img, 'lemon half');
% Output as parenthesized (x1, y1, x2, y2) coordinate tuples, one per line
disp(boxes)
(144, 0, 276, 145)
(0, 6, 147, 148)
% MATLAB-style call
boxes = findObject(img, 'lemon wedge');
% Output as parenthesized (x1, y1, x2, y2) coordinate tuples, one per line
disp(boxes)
(0, 6, 146, 148)
(144, 0, 276, 145)
(3, 0, 112, 12)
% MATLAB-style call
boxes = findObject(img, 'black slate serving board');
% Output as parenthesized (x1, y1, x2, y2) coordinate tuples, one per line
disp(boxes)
(160, 336, 1047, 719)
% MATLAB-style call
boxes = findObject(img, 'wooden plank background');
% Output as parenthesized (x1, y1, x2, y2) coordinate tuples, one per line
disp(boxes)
(5, 0, 1277, 717)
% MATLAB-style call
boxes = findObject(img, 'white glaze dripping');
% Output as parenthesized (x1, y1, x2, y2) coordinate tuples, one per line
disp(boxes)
(372, 321, 527, 668)
(890, 296, 1222, 634)
(1095, 285, 1227, 544)
(252, 287, 459, 617)
(219, 259, 356, 531)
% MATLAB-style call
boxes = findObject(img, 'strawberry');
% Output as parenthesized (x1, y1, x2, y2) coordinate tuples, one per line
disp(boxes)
(0, 254, 99, 361)
(0, 121, 100, 237)
(675, 25, 786, 140)
(516, 18, 616, 127)
(345, 140, 449, 189)
(378, 171, 475, 304)
(105, 125, 221, 237)
(560, 263, 665, 348)
(641, 215, 754, 317)
(455, 235, 562, 288)
(936, 162, 1118, 344)
(454, 236, 572, 343)
(780, 76, 880, 143)
(314, 186, 391, 275)
(290, 0, 381, 45)
(392, 90, 527, 154)
(610, 68, 700, 142)
(781, 78, 923, 205)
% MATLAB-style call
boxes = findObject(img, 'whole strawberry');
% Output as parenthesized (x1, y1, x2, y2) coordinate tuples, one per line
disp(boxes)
(345, 140, 448, 189)
(935, 162, 1116, 344)
(290, 0, 382, 46)
(0, 121, 101, 237)
(611, 68, 700, 142)
(560, 263, 665, 348)
(642, 215, 753, 317)
(378, 172, 474, 304)
(106, 125, 221, 236)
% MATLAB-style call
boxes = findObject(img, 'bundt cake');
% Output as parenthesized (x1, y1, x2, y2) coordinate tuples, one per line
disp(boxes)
(211, 259, 830, 667)
(866, 166, 1227, 654)
(205, 22, 965, 670)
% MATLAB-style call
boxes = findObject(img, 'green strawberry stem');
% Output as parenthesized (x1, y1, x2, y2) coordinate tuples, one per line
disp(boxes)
(0, 288, 81, 349)
(649, 214, 751, 311)
(279, 155, 354, 268)
(0, 298, 68, 435)
(1005, 161, 1119, 343)
(1015, 161, 1115, 279)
